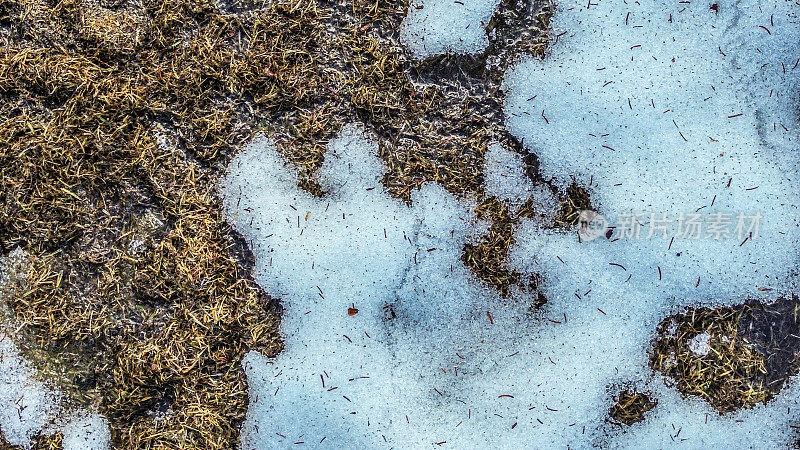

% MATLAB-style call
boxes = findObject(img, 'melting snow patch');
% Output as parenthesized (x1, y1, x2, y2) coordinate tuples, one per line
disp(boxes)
(605, 378, 800, 448)
(483, 143, 559, 221)
(483, 143, 535, 206)
(688, 332, 711, 357)
(61, 414, 111, 450)
(225, 125, 531, 448)
(504, 0, 800, 312)
(0, 338, 60, 447)
(504, 0, 800, 447)
(401, 0, 501, 59)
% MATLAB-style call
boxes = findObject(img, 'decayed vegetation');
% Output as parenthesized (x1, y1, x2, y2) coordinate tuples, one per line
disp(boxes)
(0, 0, 563, 447)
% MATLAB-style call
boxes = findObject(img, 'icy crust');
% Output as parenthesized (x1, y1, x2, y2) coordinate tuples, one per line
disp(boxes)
(400, 0, 501, 59)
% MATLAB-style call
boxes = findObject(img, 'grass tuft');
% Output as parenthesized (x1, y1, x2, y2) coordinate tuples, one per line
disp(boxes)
(608, 390, 657, 426)
(650, 296, 800, 413)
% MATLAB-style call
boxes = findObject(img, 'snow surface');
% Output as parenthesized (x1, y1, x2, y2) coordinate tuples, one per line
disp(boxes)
(225, 126, 532, 448)
(61, 414, 111, 450)
(0, 338, 61, 447)
(227, 0, 800, 448)
(504, 0, 800, 293)
(483, 142, 560, 220)
(504, 0, 800, 447)
(483, 143, 534, 206)
(401, 0, 501, 58)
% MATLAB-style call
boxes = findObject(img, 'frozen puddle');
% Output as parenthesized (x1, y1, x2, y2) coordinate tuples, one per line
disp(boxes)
(225, 0, 800, 448)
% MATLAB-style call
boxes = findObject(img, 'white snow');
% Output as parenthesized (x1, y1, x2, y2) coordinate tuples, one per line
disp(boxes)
(225, 126, 519, 448)
(0, 249, 60, 447)
(0, 338, 61, 448)
(483, 143, 560, 221)
(401, 0, 501, 59)
(530, 184, 560, 224)
(604, 378, 800, 448)
(61, 414, 111, 450)
(483, 143, 534, 206)
(688, 332, 711, 357)
(504, 0, 800, 295)
(227, 0, 800, 448)
(504, 0, 800, 447)
(228, 125, 800, 449)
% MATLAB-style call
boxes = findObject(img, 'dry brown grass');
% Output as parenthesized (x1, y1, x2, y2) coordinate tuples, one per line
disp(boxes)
(0, 0, 319, 447)
(30, 433, 64, 450)
(651, 306, 769, 412)
(650, 297, 800, 413)
(608, 390, 657, 426)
